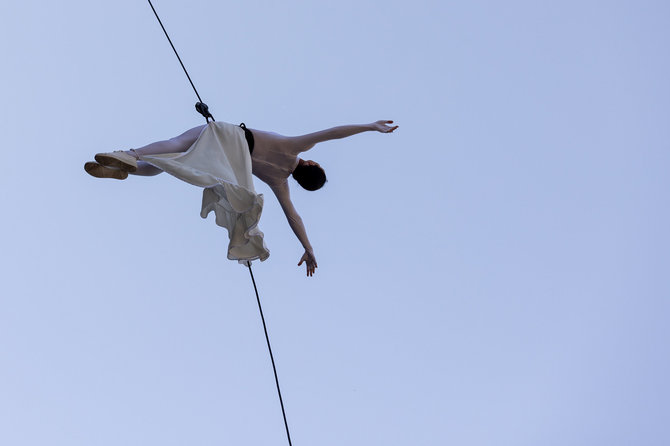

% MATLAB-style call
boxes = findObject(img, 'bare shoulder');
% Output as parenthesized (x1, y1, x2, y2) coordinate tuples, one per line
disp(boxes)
(249, 128, 286, 148)
(251, 128, 307, 155)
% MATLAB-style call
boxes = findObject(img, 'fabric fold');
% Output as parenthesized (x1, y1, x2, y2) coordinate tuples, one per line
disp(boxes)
(138, 121, 270, 263)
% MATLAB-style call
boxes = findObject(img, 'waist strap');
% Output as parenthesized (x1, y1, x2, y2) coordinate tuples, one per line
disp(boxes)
(239, 123, 255, 155)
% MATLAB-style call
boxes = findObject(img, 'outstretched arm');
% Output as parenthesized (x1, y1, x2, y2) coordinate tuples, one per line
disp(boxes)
(289, 120, 398, 153)
(271, 182, 318, 277)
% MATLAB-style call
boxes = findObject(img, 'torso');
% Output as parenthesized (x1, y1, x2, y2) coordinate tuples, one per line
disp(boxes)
(248, 129, 300, 187)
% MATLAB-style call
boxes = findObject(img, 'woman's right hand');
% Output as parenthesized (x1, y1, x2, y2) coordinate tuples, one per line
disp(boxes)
(298, 250, 318, 277)
(371, 120, 399, 133)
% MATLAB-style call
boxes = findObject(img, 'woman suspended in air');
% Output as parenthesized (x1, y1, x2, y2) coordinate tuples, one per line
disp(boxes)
(85, 120, 398, 277)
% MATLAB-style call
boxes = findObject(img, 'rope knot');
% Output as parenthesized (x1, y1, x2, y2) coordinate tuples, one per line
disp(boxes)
(195, 102, 214, 122)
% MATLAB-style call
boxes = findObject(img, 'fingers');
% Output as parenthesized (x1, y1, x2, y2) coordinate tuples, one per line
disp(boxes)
(298, 253, 318, 277)
(381, 120, 398, 133)
(305, 261, 317, 277)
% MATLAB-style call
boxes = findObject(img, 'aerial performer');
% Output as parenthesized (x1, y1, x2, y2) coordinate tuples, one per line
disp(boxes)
(84, 120, 398, 276)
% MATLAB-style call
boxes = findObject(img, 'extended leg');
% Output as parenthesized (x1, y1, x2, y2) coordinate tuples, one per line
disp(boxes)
(132, 161, 164, 176)
(88, 124, 208, 179)
(131, 124, 206, 157)
(128, 124, 207, 176)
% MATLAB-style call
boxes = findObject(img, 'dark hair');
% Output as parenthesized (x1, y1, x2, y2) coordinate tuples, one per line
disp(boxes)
(292, 163, 327, 191)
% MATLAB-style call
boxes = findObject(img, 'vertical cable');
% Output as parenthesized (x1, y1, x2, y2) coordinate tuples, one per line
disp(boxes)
(147, 0, 203, 102)
(145, 3, 291, 442)
(146, 0, 214, 121)
(247, 262, 294, 446)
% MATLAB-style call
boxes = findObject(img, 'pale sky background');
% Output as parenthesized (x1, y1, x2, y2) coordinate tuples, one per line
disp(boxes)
(1, 1, 668, 445)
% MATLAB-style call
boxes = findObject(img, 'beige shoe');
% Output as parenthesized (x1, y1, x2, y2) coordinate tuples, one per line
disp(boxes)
(95, 150, 138, 172)
(84, 161, 128, 180)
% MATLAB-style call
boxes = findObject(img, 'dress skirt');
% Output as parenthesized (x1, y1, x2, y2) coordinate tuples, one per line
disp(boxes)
(139, 121, 270, 263)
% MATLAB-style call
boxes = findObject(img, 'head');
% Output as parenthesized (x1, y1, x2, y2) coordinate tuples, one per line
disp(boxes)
(292, 159, 327, 191)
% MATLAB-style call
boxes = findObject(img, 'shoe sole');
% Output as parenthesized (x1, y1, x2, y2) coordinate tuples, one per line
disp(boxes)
(95, 153, 137, 172)
(84, 162, 128, 180)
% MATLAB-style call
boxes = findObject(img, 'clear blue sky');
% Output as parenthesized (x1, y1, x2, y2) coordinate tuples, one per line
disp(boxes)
(1, 1, 668, 445)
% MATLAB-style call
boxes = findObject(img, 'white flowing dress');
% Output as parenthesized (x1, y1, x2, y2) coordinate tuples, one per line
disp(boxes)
(138, 121, 270, 263)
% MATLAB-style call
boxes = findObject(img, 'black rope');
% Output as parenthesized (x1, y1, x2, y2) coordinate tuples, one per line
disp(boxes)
(146, 4, 292, 444)
(247, 262, 294, 446)
(146, 0, 214, 122)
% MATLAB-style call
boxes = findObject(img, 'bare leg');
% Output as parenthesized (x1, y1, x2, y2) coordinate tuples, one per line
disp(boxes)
(132, 161, 164, 176)
(127, 124, 207, 176)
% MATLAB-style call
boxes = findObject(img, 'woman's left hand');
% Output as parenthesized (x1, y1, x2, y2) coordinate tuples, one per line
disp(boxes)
(371, 120, 399, 133)
(298, 250, 318, 277)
